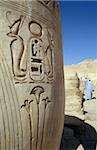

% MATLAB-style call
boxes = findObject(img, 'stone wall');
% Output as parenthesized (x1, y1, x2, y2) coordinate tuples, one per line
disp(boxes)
(65, 72, 84, 119)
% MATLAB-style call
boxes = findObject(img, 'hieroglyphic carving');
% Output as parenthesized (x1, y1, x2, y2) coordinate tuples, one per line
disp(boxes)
(21, 86, 51, 149)
(29, 21, 45, 82)
(44, 28, 54, 81)
(7, 11, 54, 83)
(6, 11, 27, 81)
(0, 1, 64, 150)
(30, 38, 44, 81)
(0, 53, 23, 150)
(29, 21, 54, 82)
(29, 21, 42, 36)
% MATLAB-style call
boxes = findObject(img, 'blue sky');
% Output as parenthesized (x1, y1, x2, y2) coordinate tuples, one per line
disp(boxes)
(59, 1, 97, 65)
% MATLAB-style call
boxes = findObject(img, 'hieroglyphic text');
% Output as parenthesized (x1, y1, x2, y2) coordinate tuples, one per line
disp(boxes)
(21, 86, 51, 149)
(7, 11, 54, 83)
(6, 11, 27, 81)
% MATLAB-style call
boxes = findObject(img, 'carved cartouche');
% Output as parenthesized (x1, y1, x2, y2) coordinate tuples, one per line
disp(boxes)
(0, 1, 64, 150)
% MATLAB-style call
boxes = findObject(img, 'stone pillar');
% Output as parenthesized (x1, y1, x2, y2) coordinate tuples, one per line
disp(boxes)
(0, 1, 64, 150)
(65, 73, 84, 119)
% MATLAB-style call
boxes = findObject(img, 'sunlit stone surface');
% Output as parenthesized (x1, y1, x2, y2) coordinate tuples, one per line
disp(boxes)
(0, 1, 64, 150)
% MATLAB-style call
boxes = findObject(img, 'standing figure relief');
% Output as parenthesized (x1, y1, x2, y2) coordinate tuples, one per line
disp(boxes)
(6, 12, 26, 80)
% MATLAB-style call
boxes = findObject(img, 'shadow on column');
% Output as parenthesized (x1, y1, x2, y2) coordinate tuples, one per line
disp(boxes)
(60, 115, 97, 150)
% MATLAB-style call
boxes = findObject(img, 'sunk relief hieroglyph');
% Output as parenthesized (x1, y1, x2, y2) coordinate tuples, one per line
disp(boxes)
(7, 12, 54, 83)
(21, 86, 51, 150)
(6, 12, 27, 80)
(0, 1, 65, 150)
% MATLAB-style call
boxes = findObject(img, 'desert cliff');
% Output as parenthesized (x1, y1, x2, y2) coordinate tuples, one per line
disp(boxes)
(60, 59, 97, 150)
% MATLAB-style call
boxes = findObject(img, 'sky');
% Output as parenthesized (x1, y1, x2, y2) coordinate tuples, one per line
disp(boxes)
(59, 1, 97, 65)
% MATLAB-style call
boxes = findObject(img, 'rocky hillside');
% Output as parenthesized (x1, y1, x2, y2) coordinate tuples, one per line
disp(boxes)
(60, 59, 97, 150)
(64, 59, 97, 119)
(64, 59, 97, 114)
(64, 59, 97, 84)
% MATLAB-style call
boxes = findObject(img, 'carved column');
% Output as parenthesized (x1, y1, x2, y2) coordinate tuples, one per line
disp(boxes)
(0, 0, 64, 150)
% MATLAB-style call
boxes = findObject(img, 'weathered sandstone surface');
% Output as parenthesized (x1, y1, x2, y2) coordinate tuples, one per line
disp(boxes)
(0, 1, 65, 150)
(64, 59, 97, 120)
(61, 59, 97, 150)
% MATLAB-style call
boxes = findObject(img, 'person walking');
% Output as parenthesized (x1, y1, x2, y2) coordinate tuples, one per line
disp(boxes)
(84, 79, 94, 100)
